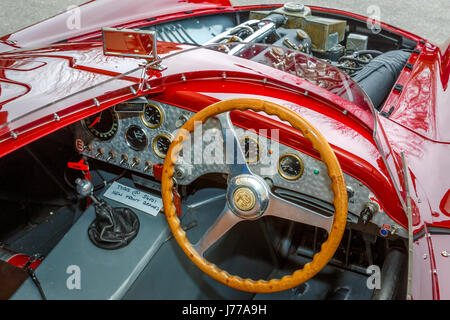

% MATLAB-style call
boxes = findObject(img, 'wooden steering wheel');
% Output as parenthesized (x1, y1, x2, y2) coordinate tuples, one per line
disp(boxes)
(161, 98, 348, 293)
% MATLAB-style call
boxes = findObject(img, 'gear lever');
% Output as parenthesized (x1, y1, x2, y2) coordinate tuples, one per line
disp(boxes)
(76, 179, 140, 250)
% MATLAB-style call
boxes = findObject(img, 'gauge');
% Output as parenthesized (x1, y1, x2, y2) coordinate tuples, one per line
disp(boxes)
(278, 154, 304, 180)
(239, 136, 260, 163)
(141, 103, 163, 128)
(153, 134, 172, 158)
(82, 109, 119, 141)
(125, 125, 148, 151)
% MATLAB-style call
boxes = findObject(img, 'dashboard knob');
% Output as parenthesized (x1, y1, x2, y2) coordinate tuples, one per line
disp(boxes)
(175, 114, 190, 128)
(95, 147, 105, 158)
(120, 154, 129, 166)
(346, 186, 355, 199)
(174, 166, 185, 179)
(131, 157, 141, 169)
(144, 161, 152, 172)
(106, 150, 117, 162)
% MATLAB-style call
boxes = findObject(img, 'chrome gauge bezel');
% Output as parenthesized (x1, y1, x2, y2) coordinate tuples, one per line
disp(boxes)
(141, 103, 164, 129)
(153, 133, 173, 159)
(125, 125, 148, 151)
(278, 153, 304, 181)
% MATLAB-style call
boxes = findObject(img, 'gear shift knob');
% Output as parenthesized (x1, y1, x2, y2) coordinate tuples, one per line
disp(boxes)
(75, 178, 100, 204)
(75, 178, 93, 197)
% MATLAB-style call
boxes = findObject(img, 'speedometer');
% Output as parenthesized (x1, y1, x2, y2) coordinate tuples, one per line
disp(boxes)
(278, 154, 304, 180)
(82, 109, 119, 141)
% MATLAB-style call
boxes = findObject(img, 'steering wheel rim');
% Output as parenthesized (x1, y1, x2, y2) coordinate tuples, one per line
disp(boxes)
(162, 98, 348, 293)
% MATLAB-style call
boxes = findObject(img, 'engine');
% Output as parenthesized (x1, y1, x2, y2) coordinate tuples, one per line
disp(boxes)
(204, 3, 411, 110)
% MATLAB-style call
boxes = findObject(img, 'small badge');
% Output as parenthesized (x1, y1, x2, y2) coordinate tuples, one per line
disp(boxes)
(75, 139, 85, 152)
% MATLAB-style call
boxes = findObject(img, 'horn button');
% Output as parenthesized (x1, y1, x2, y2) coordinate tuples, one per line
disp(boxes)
(227, 174, 270, 220)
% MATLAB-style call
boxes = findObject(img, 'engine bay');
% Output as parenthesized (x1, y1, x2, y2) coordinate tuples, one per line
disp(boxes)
(145, 3, 413, 110)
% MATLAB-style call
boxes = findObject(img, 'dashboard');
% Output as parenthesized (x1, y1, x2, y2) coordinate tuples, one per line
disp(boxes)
(73, 97, 406, 236)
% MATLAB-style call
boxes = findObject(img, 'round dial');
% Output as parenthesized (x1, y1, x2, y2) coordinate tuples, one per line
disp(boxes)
(82, 109, 118, 141)
(125, 125, 148, 151)
(239, 136, 260, 163)
(141, 104, 163, 128)
(153, 134, 172, 159)
(278, 154, 304, 180)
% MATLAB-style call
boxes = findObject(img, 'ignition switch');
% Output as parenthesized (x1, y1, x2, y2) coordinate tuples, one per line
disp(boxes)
(360, 202, 378, 225)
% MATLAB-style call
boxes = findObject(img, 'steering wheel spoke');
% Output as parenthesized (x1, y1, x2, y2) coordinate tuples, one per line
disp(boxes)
(193, 203, 241, 256)
(217, 112, 251, 177)
(265, 192, 334, 234)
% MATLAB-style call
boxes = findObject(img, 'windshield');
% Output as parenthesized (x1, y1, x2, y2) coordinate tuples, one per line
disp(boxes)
(0, 42, 375, 136)
(160, 43, 376, 131)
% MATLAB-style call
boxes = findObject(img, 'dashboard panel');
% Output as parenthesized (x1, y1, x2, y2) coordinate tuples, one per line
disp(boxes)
(75, 97, 193, 176)
(73, 97, 407, 237)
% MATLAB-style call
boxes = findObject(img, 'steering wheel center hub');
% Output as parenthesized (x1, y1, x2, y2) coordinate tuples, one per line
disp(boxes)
(233, 187, 256, 211)
(227, 174, 269, 220)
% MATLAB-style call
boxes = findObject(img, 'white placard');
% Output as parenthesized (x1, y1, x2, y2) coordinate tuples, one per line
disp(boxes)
(103, 182, 163, 216)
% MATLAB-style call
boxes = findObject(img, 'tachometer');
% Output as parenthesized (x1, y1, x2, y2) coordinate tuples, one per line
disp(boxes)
(141, 103, 163, 129)
(82, 109, 119, 141)
(125, 125, 148, 151)
(278, 154, 304, 180)
(153, 134, 172, 159)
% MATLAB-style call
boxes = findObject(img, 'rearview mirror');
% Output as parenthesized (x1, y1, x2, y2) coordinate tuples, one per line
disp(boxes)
(102, 27, 157, 60)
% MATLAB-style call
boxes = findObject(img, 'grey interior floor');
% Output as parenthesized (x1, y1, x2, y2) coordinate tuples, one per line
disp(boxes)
(5, 180, 373, 300)
(4, 205, 81, 257)
(124, 187, 374, 300)
(254, 260, 373, 300)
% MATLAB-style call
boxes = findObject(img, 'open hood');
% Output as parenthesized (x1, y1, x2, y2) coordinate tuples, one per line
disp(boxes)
(0, 0, 232, 51)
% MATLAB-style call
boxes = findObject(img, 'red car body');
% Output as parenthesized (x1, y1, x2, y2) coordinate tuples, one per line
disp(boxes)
(0, 0, 448, 299)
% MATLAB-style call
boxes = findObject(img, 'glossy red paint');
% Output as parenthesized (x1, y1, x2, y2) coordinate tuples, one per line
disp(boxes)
(424, 225, 441, 299)
(0, 0, 232, 50)
(441, 190, 450, 216)
(0, 1, 448, 299)
(411, 235, 434, 299)
(428, 234, 450, 299)
(0, 43, 372, 139)
(0, 248, 41, 270)
(380, 116, 450, 230)
(0, 41, 191, 136)
(382, 42, 450, 142)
